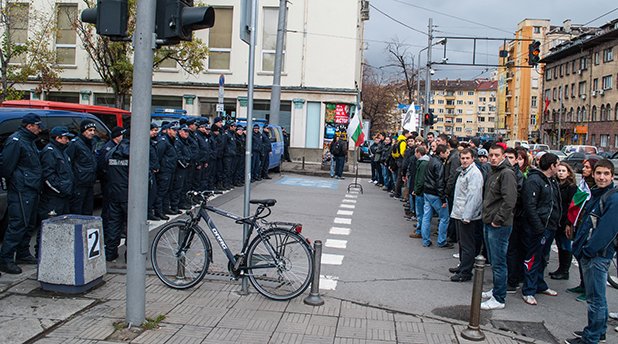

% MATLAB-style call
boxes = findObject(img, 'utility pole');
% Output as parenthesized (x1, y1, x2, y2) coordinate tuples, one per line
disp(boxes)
(126, 0, 155, 326)
(269, 0, 287, 126)
(558, 91, 563, 149)
(424, 18, 433, 138)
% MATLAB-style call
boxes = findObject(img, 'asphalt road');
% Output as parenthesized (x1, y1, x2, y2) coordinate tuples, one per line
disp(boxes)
(134, 171, 618, 343)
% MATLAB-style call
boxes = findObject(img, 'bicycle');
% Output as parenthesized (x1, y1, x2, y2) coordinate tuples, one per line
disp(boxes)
(150, 190, 314, 301)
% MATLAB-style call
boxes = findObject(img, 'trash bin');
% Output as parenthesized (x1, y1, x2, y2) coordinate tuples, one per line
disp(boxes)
(38, 215, 106, 293)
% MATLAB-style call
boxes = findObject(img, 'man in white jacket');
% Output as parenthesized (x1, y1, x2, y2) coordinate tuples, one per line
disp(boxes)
(449, 148, 484, 282)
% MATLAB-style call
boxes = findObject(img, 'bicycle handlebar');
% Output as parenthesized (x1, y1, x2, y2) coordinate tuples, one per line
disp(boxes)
(186, 190, 224, 204)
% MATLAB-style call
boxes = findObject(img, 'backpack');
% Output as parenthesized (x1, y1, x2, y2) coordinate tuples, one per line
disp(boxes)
(332, 140, 345, 156)
(391, 139, 405, 159)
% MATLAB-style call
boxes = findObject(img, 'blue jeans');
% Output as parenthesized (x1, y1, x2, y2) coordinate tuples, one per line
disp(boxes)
(382, 165, 392, 190)
(330, 158, 335, 177)
(421, 194, 449, 247)
(484, 224, 512, 304)
(334, 156, 345, 177)
(580, 256, 611, 343)
(522, 229, 555, 296)
(415, 195, 425, 233)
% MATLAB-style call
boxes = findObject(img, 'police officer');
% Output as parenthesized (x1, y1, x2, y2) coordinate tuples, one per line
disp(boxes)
(0, 114, 43, 274)
(39, 126, 74, 219)
(222, 122, 238, 189)
(103, 137, 130, 261)
(195, 120, 211, 191)
(148, 123, 160, 221)
(210, 124, 224, 189)
(154, 122, 179, 218)
(251, 124, 262, 182)
(66, 120, 98, 215)
(185, 118, 201, 196)
(97, 126, 125, 229)
(171, 124, 192, 212)
(235, 125, 246, 186)
(261, 126, 273, 179)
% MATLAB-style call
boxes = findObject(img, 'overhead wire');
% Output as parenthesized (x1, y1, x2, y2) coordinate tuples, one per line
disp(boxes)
(368, 4, 428, 36)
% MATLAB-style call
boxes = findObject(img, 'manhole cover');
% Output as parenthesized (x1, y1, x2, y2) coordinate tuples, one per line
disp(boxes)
(431, 305, 492, 325)
(491, 320, 558, 344)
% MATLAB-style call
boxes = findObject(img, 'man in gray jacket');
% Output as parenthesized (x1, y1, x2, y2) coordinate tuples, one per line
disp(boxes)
(449, 148, 484, 282)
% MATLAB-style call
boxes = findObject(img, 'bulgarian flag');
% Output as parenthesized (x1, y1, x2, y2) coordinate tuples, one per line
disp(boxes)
(347, 110, 365, 147)
(567, 178, 591, 225)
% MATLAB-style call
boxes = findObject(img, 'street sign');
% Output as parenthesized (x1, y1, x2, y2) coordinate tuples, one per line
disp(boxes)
(239, 0, 252, 44)
(216, 103, 224, 112)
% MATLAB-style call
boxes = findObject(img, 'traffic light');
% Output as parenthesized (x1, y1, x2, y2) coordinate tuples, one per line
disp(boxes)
(528, 40, 541, 65)
(428, 110, 434, 125)
(424, 113, 430, 126)
(156, 0, 215, 44)
(81, 0, 129, 39)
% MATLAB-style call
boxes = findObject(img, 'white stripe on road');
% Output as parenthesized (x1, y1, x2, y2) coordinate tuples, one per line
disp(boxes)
(334, 217, 352, 225)
(345, 194, 358, 199)
(339, 204, 355, 209)
(319, 275, 338, 290)
(329, 227, 351, 235)
(321, 254, 344, 265)
(349, 191, 359, 194)
(325, 239, 348, 249)
(342, 199, 357, 204)
(337, 210, 354, 216)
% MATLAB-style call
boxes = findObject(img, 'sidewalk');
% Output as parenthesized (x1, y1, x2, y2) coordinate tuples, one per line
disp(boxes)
(0, 266, 546, 344)
(281, 160, 373, 179)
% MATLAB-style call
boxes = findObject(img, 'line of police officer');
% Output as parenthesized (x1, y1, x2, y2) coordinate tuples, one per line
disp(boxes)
(0, 114, 275, 275)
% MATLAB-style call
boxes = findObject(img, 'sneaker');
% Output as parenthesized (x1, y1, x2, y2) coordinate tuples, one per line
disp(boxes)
(452, 253, 460, 259)
(507, 285, 519, 294)
(539, 288, 558, 296)
(15, 255, 38, 265)
(573, 330, 606, 342)
(609, 312, 618, 320)
(576, 293, 587, 302)
(448, 266, 460, 273)
(438, 243, 454, 249)
(450, 274, 471, 282)
(522, 295, 537, 305)
(409, 232, 422, 239)
(481, 289, 493, 299)
(0, 261, 22, 274)
(567, 285, 585, 294)
(564, 338, 585, 344)
(480, 296, 505, 310)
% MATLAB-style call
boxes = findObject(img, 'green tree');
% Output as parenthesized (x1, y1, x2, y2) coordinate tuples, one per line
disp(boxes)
(0, 2, 63, 102)
(75, 0, 210, 109)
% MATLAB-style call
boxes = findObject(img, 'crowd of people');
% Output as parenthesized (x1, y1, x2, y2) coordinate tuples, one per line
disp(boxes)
(0, 114, 286, 274)
(368, 130, 618, 344)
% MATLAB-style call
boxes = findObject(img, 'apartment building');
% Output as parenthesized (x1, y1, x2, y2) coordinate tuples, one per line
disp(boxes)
(427, 79, 497, 138)
(4, 0, 368, 157)
(540, 19, 618, 150)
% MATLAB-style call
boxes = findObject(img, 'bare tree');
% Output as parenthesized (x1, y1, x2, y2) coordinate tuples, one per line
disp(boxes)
(386, 39, 417, 105)
(0, 2, 63, 102)
(75, 0, 209, 109)
(361, 64, 402, 135)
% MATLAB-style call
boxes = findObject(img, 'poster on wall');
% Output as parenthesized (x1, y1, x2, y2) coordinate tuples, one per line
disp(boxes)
(322, 103, 354, 168)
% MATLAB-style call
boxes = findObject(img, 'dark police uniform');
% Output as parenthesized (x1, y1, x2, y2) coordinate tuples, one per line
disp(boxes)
(96, 139, 118, 230)
(155, 131, 178, 216)
(0, 126, 42, 269)
(234, 129, 245, 185)
(212, 128, 224, 189)
(171, 131, 192, 211)
(103, 139, 130, 261)
(66, 134, 97, 215)
(187, 128, 200, 194)
(222, 127, 237, 189)
(148, 132, 160, 219)
(195, 128, 211, 191)
(251, 128, 263, 181)
(261, 129, 272, 178)
(39, 138, 74, 218)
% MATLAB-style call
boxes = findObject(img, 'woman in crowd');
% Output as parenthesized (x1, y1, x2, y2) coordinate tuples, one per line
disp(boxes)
(549, 162, 577, 280)
(380, 136, 394, 191)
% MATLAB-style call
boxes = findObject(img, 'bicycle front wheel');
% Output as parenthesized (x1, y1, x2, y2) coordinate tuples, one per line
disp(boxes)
(151, 222, 210, 289)
(246, 228, 313, 300)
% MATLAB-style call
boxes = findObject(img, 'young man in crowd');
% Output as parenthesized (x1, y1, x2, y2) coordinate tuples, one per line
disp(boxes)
(410, 145, 429, 239)
(420, 144, 451, 248)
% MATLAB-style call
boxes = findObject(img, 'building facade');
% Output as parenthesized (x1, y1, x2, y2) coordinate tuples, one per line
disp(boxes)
(540, 19, 618, 150)
(3, 0, 368, 158)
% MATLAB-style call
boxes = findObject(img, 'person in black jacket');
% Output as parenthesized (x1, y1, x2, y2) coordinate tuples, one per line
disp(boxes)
(420, 144, 451, 248)
(222, 123, 238, 189)
(251, 124, 262, 182)
(171, 125, 192, 211)
(154, 122, 178, 218)
(211, 124, 224, 189)
(103, 138, 130, 261)
(282, 127, 291, 162)
(550, 162, 578, 280)
(0, 114, 44, 274)
(261, 126, 273, 179)
(39, 126, 74, 220)
(66, 119, 98, 215)
(195, 120, 211, 191)
(521, 153, 561, 305)
(234, 125, 246, 186)
(97, 126, 125, 230)
(444, 138, 461, 244)
(148, 123, 161, 220)
(186, 118, 201, 195)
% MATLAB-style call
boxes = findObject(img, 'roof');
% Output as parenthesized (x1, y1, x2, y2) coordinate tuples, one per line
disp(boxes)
(475, 80, 498, 91)
(540, 19, 618, 64)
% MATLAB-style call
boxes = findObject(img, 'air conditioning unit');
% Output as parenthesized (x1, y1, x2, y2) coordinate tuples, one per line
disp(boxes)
(592, 90, 597, 97)
(581, 94, 587, 100)
(599, 89, 605, 96)
(578, 70, 583, 75)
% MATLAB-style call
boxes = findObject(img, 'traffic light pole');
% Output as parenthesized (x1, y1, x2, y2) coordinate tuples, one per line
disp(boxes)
(268, 0, 287, 126)
(126, 0, 156, 326)
(424, 18, 433, 138)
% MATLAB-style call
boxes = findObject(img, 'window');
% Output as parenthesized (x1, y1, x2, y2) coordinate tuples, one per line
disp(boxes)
(456, 100, 463, 105)
(533, 26, 541, 34)
(531, 96, 537, 108)
(479, 97, 486, 102)
(261, 7, 286, 72)
(615, 135, 618, 149)
(579, 81, 587, 96)
(7, 3, 29, 64)
(478, 106, 486, 112)
(552, 88, 557, 100)
(437, 99, 444, 104)
(489, 96, 496, 102)
(530, 116, 537, 126)
(455, 127, 462, 132)
(571, 83, 576, 97)
(457, 109, 463, 114)
(591, 106, 597, 121)
(55, 4, 78, 65)
(593, 78, 599, 91)
(438, 109, 444, 114)
(590, 134, 596, 146)
(579, 56, 588, 70)
(566, 62, 570, 75)
(546, 69, 552, 81)
(208, 7, 233, 70)
(456, 118, 462, 123)
(582, 106, 588, 121)
(564, 85, 569, 99)
(478, 117, 485, 122)
(602, 75, 612, 90)
(468, 91, 474, 96)
(603, 48, 613, 62)
(616, 103, 618, 120)
(458, 91, 464, 95)
(594, 52, 600, 65)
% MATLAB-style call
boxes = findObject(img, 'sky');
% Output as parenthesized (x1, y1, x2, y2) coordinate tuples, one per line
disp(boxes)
(364, 0, 618, 80)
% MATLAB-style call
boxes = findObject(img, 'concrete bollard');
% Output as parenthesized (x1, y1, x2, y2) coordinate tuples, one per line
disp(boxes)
(461, 255, 486, 341)
(303, 240, 324, 306)
(302, 156, 305, 170)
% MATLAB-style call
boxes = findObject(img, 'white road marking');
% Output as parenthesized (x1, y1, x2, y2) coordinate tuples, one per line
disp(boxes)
(339, 204, 355, 209)
(345, 194, 358, 199)
(325, 239, 348, 249)
(330, 227, 351, 235)
(342, 199, 357, 204)
(349, 191, 359, 194)
(321, 254, 344, 265)
(337, 210, 354, 216)
(319, 275, 338, 290)
(334, 217, 352, 225)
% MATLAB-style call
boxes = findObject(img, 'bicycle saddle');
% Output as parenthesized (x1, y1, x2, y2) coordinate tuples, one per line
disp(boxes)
(250, 199, 277, 207)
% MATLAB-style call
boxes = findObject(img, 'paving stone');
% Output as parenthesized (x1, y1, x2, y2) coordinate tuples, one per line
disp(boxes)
(35, 338, 97, 344)
(336, 318, 367, 339)
(165, 305, 227, 327)
(237, 329, 273, 344)
(246, 311, 283, 332)
(305, 315, 338, 337)
(87, 281, 126, 300)
(202, 327, 243, 343)
(218, 308, 257, 329)
(394, 313, 422, 323)
(7, 278, 40, 294)
(396, 320, 424, 333)
(182, 290, 240, 308)
(0, 316, 60, 343)
(0, 294, 94, 320)
(131, 323, 181, 343)
(164, 325, 212, 344)
(286, 297, 341, 316)
(422, 322, 455, 334)
(340, 301, 366, 318)
(366, 320, 396, 341)
(365, 308, 394, 321)
(395, 332, 429, 344)
(46, 316, 116, 340)
(425, 332, 458, 344)
(269, 332, 304, 344)
(300, 335, 336, 344)
(453, 325, 523, 344)
(79, 300, 124, 318)
(276, 312, 312, 334)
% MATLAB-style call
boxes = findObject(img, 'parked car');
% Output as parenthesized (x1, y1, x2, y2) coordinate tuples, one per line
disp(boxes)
(357, 140, 373, 162)
(598, 151, 615, 159)
(562, 145, 598, 155)
(563, 152, 602, 173)
(0, 108, 111, 240)
(235, 119, 284, 172)
(507, 139, 529, 149)
(529, 144, 550, 155)
(548, 150, 567, 161)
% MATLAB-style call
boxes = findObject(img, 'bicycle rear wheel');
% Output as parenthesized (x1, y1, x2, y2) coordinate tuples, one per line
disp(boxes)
(151, 222, 210, 289)
(608, 252, 618, 289)
(246, 228, 313, 300)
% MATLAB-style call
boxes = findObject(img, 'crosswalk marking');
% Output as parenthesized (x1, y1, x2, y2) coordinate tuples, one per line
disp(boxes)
(325, 239, 348, 249)
(321, 253, 344, 265)
(330, 227, 351, 235)
(345, 194, 358, 199)
(319, 275, 338, 290)
(337, 210, 354, 216)
(334, 217, 352, 225)
(339, 204, 355, 209)
(342, 199, 357, 204)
